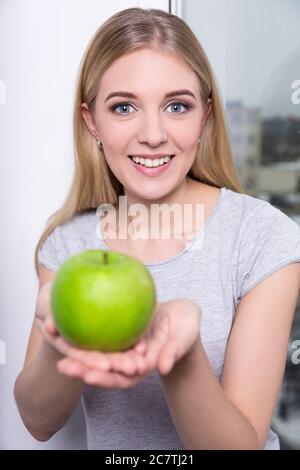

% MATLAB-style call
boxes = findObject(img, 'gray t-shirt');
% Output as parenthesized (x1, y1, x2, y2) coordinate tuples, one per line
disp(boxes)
(38, 187, 300, 450)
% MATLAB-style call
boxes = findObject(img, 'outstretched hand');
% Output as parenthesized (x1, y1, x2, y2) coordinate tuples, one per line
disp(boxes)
(36, 289, 201, 388)
(140, 298, 201, 375)
(36, 313, 151, 389)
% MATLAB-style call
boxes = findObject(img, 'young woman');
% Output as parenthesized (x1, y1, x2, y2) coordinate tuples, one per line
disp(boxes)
(14, 7, 300, 450)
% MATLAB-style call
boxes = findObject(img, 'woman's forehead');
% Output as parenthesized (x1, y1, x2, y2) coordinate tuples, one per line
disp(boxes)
(98, 50, 200, 100)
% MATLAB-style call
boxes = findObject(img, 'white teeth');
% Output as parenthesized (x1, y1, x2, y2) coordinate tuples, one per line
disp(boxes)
(131, 156, 172, 167)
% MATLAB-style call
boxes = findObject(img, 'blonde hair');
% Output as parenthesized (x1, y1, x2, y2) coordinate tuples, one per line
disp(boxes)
(34, 7, 244, 276)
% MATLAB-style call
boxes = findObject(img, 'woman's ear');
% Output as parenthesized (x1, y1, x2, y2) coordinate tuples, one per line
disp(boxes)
(80, 103, 100, 140)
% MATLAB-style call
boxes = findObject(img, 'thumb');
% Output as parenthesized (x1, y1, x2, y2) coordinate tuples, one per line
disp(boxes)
(45, 315, 58, 335)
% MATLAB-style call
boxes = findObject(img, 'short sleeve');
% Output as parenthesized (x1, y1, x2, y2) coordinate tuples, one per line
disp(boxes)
(38, 226, 62, 272)
(236, 204, 300, 301)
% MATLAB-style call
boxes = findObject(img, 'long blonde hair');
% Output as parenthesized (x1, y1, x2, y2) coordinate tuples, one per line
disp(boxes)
(34, 7, 244, 276)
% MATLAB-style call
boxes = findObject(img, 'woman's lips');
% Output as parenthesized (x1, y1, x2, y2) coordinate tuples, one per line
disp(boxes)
(128, 156, 175, 177)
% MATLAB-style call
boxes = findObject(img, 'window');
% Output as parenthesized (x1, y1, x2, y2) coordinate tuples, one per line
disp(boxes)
(181, 0, 300, 449)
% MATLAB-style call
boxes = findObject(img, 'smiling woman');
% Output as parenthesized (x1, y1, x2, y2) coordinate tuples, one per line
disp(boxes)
(14, 7, 300, 451)
(79, 46, 229, 205)
(32, 8, 243, 262)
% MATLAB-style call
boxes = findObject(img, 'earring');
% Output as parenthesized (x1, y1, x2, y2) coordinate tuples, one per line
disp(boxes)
(97, 139, 103, 150)
(198, 137, 201, 144)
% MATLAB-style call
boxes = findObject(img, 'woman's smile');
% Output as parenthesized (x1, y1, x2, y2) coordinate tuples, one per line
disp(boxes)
(128, 154, 175, 177)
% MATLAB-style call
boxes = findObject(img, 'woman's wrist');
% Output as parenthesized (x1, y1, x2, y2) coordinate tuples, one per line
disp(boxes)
(159, 336, 202, 378)
(37, 338, 85, 390)
(39, 336, 65, 363)
(179, 336, 202, 368)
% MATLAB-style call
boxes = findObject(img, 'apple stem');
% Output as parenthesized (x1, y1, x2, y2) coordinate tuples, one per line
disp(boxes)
(103, 251, 108, 265)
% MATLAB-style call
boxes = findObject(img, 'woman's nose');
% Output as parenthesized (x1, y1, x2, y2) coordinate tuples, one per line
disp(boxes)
(137, 112, 168, 147)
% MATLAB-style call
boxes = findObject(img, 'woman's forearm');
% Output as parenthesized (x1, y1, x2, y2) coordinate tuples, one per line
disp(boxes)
(14, 338, 85, 441)
(160, 339, 260, 450)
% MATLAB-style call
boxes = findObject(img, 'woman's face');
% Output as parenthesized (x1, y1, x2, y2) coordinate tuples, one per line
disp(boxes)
(82, 48, 209, 201)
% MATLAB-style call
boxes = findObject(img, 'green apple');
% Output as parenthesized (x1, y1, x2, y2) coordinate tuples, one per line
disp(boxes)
(50, 249, 156, 352)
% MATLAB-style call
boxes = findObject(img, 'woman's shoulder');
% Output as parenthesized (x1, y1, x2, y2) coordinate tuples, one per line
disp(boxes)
(223, 190, 300, 302)
(222, 187, 299, 233)
(58, 209, 97, 236)
(45, 209, 97, 245)
(223, 187, 274, 216)
(38, 209, 97, 271)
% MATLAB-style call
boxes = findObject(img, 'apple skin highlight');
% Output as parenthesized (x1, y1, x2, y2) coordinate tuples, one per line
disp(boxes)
(50, 249, 157, 352)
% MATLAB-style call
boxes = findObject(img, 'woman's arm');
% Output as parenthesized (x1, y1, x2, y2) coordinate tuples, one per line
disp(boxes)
(160, 263, 300, 450)
(14, 266, 157, 441)
(14, 266, 85, 442)
(14, 336, 85, 441)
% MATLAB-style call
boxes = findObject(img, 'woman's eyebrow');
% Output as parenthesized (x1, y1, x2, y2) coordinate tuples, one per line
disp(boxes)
(105, 89, 196, 102)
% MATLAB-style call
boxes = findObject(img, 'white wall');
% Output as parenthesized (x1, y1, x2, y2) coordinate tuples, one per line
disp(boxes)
(0, 0, 168, 450)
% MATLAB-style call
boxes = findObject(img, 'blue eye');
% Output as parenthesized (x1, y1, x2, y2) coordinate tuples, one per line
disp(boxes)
(110, 100, 192, 115)
(166, 101, 191, 113)
(111, 103, 135, 115)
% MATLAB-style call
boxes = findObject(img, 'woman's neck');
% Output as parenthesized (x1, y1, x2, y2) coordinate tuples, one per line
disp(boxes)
(110, 177, 207, 241)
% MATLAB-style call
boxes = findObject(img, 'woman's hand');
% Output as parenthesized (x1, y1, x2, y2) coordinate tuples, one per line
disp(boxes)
(51, 298, 201, 383)
(34, 282, 152, 389)
(141, 299, 201, 376)
(35, 281, 58, 336)
(35, 283, 201, 386)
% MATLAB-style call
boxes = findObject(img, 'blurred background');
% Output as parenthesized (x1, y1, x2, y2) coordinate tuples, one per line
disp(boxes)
(0, 0, 299, 449)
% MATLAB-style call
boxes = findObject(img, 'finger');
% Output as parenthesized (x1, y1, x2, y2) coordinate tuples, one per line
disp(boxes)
(53, 339, 92, 360)
(52, 340, 111, 369)
(35, 318, 61, 350)
(123, 349, 149, 375)
(133, 338, 147, 355)
(73, 350, 112, 372)
(158, 339, 177, 376)
(57, 358, 86, 379)
(58, 357, 149, 389)
(83, 368, 146, 389)
(133, 352, 148, 375)
(106, 351, 138, 376)
(35, 318, 109, 369)
(144, 316, 169, 368)
(45, 316, 58, 335)
(36, 329, 84, 359)
(48, 334, 141, 375)
(151, 314, 169, 345)
(63, 347, 138, 375)
(80, 344, 150, 375)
